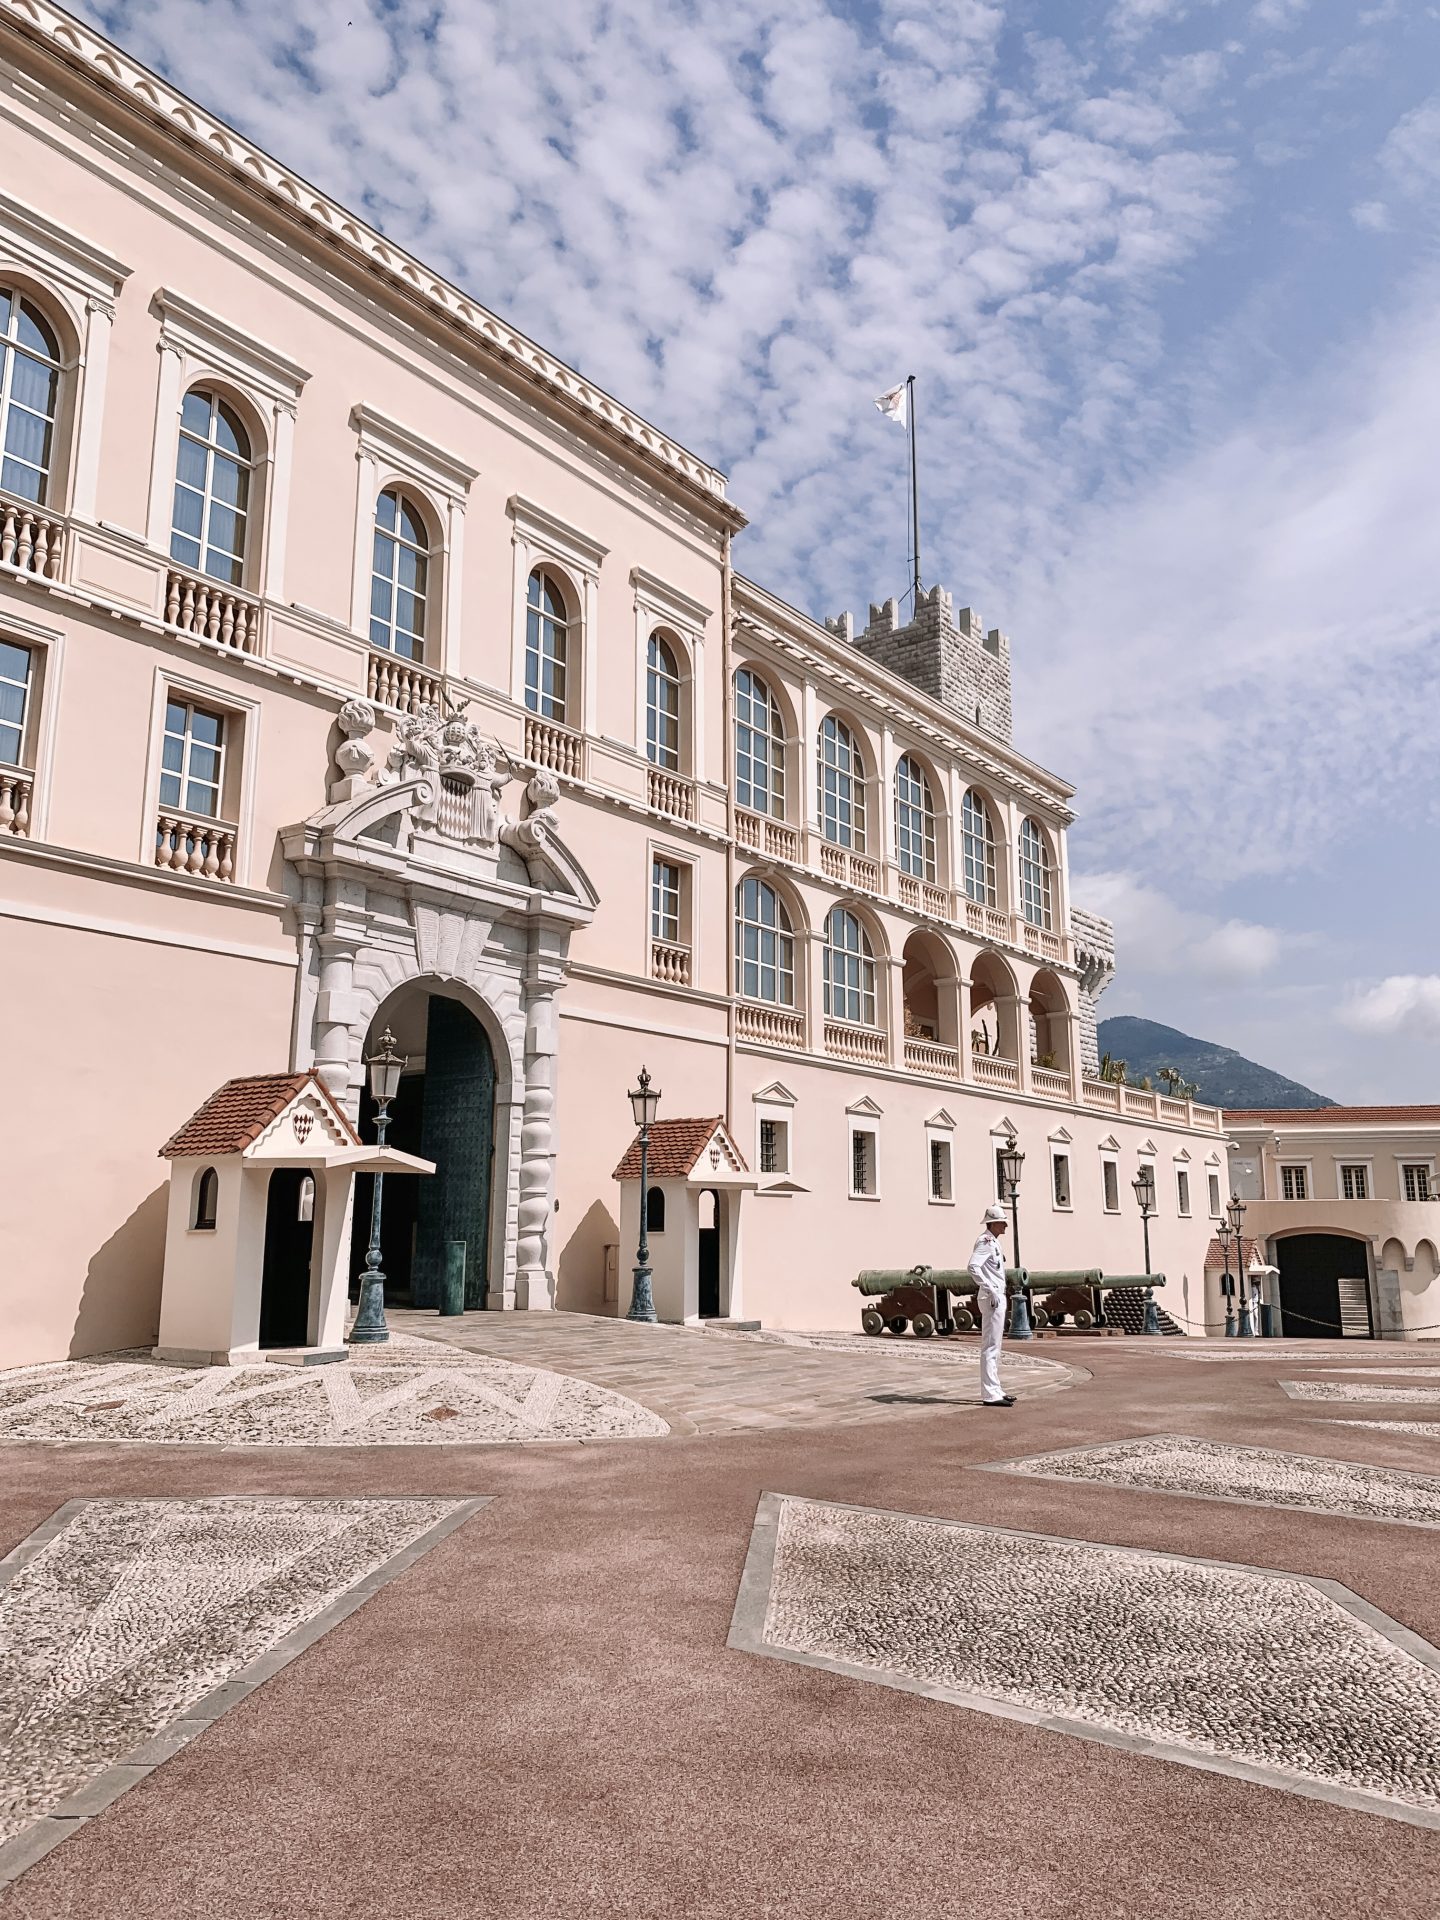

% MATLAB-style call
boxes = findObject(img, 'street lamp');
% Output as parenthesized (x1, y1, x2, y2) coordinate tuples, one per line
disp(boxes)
(998, 1135, 1031, 1340)
(1218, 1219, 1237, 1338)
(626, 1065, 661, 1323)
(1132, 1163, 1160, 1335)
(1228, 1193, 1254, 1337)
(349, 1025, 406, 1346)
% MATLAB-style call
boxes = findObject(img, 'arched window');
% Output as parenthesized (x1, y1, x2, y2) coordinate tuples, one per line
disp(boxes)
(894, 754, 936, 880)
(824, 906, 877, 1027)
(192, 1166, 219, 1231)
(645, 1186, 666, 1233)
(734, 668, 785, 818)
(0, 290, 62, 505)
(646, 631, 681, 770)
(525, 567, 570, 721)
(171, 389, 252, 586)
(1019, 818, 1053, 929)
(961, 789, 997, 906)
(817, 715, 865, 849)
(369, 489, 430, 658)
(735, 875, 795, 1005)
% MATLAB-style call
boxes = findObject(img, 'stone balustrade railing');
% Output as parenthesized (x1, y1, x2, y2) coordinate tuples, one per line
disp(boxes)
(0, 764, 33, 836)
(1082, 1077, 1122, 1112)
(824, 1020, 886, 1064)
(1031, 1065, 1071, 1099)
(971, 1054, 1019, 1088)
(904, 1036, 959, 1077)
(164, 566, 260, 653)
(734, 809, 803, 862)
(650, 939, 692, 986)
(155, 810, 236, 882)
(1021, 920, 1063, 962)
(524, 714, 585, 781)
(367, 650, 439, 716)
(0, 495, 65, 580)
(736, 1002, 805, 1049)
(647, 767, 694, 821)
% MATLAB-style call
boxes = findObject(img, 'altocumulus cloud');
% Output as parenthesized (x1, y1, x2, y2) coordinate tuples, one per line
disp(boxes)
(72, 0, 1440, 1093)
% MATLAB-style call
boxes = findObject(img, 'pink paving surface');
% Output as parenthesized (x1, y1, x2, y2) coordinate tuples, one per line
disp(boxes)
(1, 1336, 1437, 1919)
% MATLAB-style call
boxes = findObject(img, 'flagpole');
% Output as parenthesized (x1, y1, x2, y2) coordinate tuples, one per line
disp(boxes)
(907, 373, 921, 606)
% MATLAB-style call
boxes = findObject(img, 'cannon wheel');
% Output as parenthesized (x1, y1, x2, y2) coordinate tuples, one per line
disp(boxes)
(953, 1307, 975, 1331)
(1075, 1308, 1095, 1329)
(861, 1308, 885, 1335)
(911, 1313, 936, 1338)
(1048, 1311, 1066, 1328)
(888, 1316, 908, 1335)
(1031, 1307, 1049, 1328)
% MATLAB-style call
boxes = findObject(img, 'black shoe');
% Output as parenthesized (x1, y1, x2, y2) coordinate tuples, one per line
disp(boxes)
(982, 1396, 1016, 1407)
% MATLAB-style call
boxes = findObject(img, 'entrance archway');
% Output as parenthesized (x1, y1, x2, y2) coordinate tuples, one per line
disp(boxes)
(698, 1188, 721, 1318)
(259, 1167, 316, 1348)
(1275, 1233, 1372, 1338)
(350, 988, 497, 1309)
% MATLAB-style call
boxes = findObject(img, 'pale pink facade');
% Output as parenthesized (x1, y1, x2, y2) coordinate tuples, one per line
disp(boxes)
(1, 0, 1232, 1367)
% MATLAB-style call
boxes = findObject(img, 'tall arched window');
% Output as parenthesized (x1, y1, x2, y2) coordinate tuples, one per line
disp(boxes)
(525, 567, 570, 721)
(961, 789, 997, 906)
(369, 489, 430, 658)
(824, 906, 877, 1026)
(817, 715, 865, 849)
(192, 1166, 219, 1232)
(1019, 818, 1053, 929)
(894, 754, 936, 880)
(0, 290, 62, 505)
(170, 389, 252, 586)
(646, 631, 682, 770)
(735, 875, 795, 1005)
(734, 668, 785, 818)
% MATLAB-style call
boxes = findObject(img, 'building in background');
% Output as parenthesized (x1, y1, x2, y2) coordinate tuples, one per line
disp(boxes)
(1228, 1110, 1439, 1340)
(1, 0, 1229, 1366)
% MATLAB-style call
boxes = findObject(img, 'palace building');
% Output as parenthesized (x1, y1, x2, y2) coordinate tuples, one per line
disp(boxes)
(1, 0, 1250, 1367)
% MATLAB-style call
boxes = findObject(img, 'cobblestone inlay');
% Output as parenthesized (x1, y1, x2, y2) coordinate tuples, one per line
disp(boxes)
(730, 1494, 1440, 1829)
(976, 1435, 1440, 1529)
(0, 1496, 483, 1885)
(1281, 1381, 1440, 1408)
(0, 1351, 668, 1447)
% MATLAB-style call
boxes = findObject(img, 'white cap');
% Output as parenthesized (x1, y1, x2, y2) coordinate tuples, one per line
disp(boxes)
(984, 1205, 1008, 1225)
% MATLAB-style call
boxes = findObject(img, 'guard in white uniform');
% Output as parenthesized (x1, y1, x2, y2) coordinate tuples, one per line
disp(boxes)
(969, 1205, 1014, 1406)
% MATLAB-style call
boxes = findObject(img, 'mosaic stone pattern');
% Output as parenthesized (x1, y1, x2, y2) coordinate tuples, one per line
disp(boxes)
(0, 1349, 667, 1447)
(0, 1498, 465, 1851)
(980, 1435, 1440, 1528)
(1281, 1381, 1440, 1408)
(736, 1495, 1440, 1826)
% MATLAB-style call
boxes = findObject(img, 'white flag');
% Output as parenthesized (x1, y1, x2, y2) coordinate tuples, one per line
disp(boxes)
(874, 381, 907, 427)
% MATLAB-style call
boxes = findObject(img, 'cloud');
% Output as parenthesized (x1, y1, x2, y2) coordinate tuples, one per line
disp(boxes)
(1342, 976, 1440, 1039)
(1072, 873, 1288, 985)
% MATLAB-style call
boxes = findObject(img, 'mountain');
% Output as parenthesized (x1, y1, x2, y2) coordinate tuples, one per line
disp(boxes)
(1094, 1016, 1337, 1111)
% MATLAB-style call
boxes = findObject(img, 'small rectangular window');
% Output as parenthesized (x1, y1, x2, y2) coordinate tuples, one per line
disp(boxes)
(650, 856, 682, 945)
(1208, 1172, 1221, 1217)
(1102, 1160, 1119, 1211)
(159, 697, 226, 820)
(759, 1117, 789, 1176)
(851, 1129, 877, 1198)
(1052, 1154, 1071, 1208)
(995, 1146, 1007, 1202)
(1340, 1164, 1369, 1201)
(0, 639, 33, 767)
(1281, 1164, 1308, 1201)
(1176, 1169, 1190, 1216)
(929, 1138, 952, 1202)
(1402, 1164, 1432, 1202)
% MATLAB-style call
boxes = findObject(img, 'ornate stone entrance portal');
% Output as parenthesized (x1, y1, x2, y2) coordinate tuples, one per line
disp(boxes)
(282, 697, 598, 1310)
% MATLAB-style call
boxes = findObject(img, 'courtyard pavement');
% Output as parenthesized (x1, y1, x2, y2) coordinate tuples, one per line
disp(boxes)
(1, 1318, 1437, 1918)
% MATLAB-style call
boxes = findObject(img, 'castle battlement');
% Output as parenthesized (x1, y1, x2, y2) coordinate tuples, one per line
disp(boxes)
(838, 584, 1014, 743)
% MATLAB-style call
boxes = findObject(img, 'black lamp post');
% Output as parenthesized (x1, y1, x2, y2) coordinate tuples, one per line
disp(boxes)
(626, 1065, 661, 1323)
(1132, 1164, 1160, 1335)
(998, 1135, 1031, 1340)
(1229, 1193, 1254, 1337)
(1218, 1220, 1237, 1338)
(349, 1025, 406, 1346)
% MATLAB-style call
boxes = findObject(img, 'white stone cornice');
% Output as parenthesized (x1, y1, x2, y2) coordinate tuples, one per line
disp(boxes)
(0, 185, 130, 300)
(350, 404, 477, 501)
(629, 566, 713, 636)
(152, 288, 310, 402)
(507, 495, 607, 578)
(0, 0, 740, 523)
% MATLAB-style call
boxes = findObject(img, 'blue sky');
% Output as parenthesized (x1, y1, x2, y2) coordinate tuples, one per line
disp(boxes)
(80, 0, 1440, 1099)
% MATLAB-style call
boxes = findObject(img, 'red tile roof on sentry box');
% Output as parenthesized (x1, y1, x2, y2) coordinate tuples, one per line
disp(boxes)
(1226, 1107, 1440, 1126)
(159, 1071, 359, 1159)
(613, 1118, 746, 1181)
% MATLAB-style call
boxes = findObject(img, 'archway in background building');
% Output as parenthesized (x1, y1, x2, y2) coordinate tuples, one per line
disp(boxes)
(350, 988, 496, 1310)
(1274, 1233, 1372, 1339)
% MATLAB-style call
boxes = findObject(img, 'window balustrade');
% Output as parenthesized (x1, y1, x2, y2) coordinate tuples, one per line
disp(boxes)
(523, 713, 585, 781)
(164, 564, 260, 654)
(0, 764, 32, 836)
(647, 767, 694, 821)
(0, 495, 64, 580)
(366, 650, 438, 716)
(154, 808, 237, 882)
(650, 939, 692, 986)
(736, 1002, 805, 1049)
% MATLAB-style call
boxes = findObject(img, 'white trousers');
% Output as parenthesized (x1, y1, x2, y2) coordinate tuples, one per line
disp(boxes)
(978, 1288, 1006, 1402)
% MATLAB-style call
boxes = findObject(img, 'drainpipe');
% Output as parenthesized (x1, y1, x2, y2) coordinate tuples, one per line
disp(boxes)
(722, 528, 736, 1134)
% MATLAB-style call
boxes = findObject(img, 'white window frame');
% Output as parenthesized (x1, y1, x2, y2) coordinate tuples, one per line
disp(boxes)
(1279, 1161, 1312, 1202)
(817, 713, 867, 851)
(735, 874, 796, 1007)
(894, 752, 937, 881)
(1018, 817, 1053, 931)
(650, 852, 684, 947)
(1207, 1166, 1223, 1218)
(1175, 1165, 1191, 1217)
(0, 612, 61, 837)
(752, 1082, 798, 1188)
(141, 666, 260, 884)
(1101, 1156, 1120, 1213)
(508, 495, 606, 734)
(1399, 1159, 1436, 1203)
(169, 387, 255, 588)
(159, 693, 227, 821)
(849, 1124, 879, 1200)
(759, 1116, 790, 1177)
(349, 405, 474, 673)
(926, 1112, 956, 1207)
(0, 288, 64, 507)
(734, 665, 786, 820)
(1335, 1159, 1373, 1202)
(645, 629, 684, 773)
(632, 568, 708, 780)
(1051, 1150, 1072, 1212)
(823, 906, 878, 1028)
(960, 787, 998, 907)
